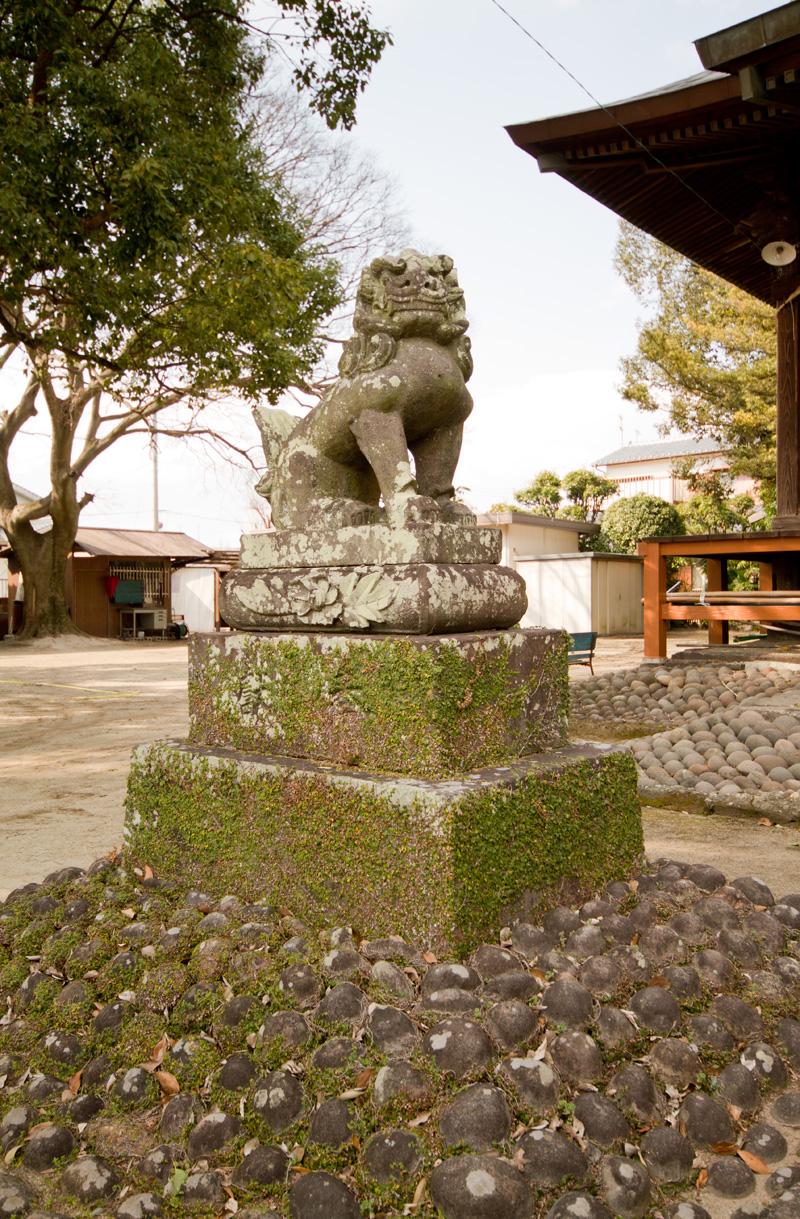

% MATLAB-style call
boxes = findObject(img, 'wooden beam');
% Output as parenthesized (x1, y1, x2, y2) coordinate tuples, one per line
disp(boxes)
(706, 557, 729, 645)
(663, 603, 800, 620)
(641, 541, 667, 658)
(759, 561, 774, 590)
(654, 535, 800, 557)
(775, 295, 800, 529)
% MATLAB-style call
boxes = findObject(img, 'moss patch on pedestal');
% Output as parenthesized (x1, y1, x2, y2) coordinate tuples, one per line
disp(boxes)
(125, 743, 640, 952)
(188, 629, 569, 780)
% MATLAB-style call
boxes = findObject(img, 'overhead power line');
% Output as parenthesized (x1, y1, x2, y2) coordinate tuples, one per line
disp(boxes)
(488, 0, 763, 255)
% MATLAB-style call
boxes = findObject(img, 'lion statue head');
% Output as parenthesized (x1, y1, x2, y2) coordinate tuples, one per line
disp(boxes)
(338, 249, 472, 379)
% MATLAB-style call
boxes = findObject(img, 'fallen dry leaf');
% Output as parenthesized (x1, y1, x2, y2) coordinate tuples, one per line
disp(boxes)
(142, 1034, 171, 1072)
(67, 1069, 83, 1097)
(696, 1167, 708, 1190)
(26, 1122, 54, 1137)
(143, 864, 154, 880)
(757, 817, 773, 827)
(154, 1070, 180, 1098)
(421, 951, 438, 965)
(710, 1141, 738, 1155)
(354, 1067, 375, 1089)
(409, 1176, 427, 1210)
(408, 1111, 431, 1128)
(737, 1148, 770, 1174)
(337, 1087, 365, 1101)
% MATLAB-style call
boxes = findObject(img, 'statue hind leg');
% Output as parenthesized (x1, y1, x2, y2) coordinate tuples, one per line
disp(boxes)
(412, 423, 475, 521)
(270, 447, 380, 529)
(350, 410, 438, 526)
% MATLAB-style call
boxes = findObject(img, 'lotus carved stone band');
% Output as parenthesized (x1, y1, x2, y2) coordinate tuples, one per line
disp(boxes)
(219, 249, 528, 633)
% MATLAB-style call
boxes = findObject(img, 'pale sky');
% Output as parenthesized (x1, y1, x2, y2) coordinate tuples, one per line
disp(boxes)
(6, 0, 777, 548)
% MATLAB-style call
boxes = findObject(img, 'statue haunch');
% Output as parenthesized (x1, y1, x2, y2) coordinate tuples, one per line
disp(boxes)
(254, 249, 475, 530)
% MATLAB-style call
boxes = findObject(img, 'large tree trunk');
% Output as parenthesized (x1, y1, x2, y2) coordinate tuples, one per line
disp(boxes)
(5, 493, 81, 639)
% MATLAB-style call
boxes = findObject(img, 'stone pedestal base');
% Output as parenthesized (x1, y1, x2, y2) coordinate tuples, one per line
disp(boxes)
(189, 628, 568, 779)
(219, 562, 527, 634)
(125, 740, 641, 951)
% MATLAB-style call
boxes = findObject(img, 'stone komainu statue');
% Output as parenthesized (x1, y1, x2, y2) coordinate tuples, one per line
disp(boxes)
(253, 250, 475, 530)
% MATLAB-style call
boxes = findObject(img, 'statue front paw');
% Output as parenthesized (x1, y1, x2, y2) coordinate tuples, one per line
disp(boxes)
(386, 494, 439, 526)
(307, 499, 381, 528)
(437, 499, 477, 524)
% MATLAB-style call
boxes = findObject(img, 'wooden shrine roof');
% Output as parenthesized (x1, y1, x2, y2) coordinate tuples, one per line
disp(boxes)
(506, 3, 800, 304)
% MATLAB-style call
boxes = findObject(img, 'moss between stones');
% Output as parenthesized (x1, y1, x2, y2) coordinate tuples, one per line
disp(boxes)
(188, 630, 569, 780)
(125, 745, 640, 953)
(452, 753, 642, 945)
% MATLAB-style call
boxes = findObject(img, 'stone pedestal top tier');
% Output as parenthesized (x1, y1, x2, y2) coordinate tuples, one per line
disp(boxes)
(240, 522, 502, 569)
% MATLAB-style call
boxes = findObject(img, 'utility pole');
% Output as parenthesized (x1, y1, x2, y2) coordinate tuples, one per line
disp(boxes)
(150, 432, 161, 531)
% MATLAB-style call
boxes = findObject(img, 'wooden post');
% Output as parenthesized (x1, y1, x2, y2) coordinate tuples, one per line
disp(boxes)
(6, 568, 19, 636)
(706, 557, 729, 646)
(774, 295, 800, 530)
(759, 561, 774, 591)
(640, 540, 667, 658)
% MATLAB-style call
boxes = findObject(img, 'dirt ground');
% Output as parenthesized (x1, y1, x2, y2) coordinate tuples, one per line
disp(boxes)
(1, 636, 188, 898)
(2, 632, 799, 900)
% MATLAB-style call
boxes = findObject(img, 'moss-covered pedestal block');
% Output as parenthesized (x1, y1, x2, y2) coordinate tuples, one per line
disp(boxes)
(125, 740, 641, 952)
(189, 628, 568, 779)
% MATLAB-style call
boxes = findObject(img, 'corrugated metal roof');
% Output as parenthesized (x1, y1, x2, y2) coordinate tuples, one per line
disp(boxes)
(595, 438, 725, 466)
(477, 511, 599, 534)
(0, 485, 51, 544)
(74, 528, 211, 559)
(12, 483, 40, 503)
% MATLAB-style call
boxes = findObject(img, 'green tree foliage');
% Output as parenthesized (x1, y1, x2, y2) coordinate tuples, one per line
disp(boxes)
(512, 468, 617, 522)
(0, 0, 389, 635)
(678, 471, 757, 536)
(513, 471, 562, 518)
(615, 222, 776, 496)
(601, 493, 684, 554)
(561, 468, 618, 521)
(680, 492, 754, 534)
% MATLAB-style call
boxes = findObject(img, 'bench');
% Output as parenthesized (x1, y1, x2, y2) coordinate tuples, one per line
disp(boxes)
(568, 631, 597, 674)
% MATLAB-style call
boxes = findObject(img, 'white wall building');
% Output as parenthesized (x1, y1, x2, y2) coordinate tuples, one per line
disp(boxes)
(595, 437, 756, 505)
(477, 511, 642, 635)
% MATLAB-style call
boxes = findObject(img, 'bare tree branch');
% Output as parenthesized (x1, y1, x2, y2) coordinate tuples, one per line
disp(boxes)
(0, 374, 40, 447)
(70, 391, 185, 477)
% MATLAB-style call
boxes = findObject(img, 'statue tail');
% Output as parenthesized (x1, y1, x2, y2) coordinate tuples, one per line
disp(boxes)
(252, 406, 300, 498)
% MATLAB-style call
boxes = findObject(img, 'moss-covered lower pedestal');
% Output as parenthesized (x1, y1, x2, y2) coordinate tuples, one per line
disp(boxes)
(125, 740, 641, 952)
(188, 628, 569, 778)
